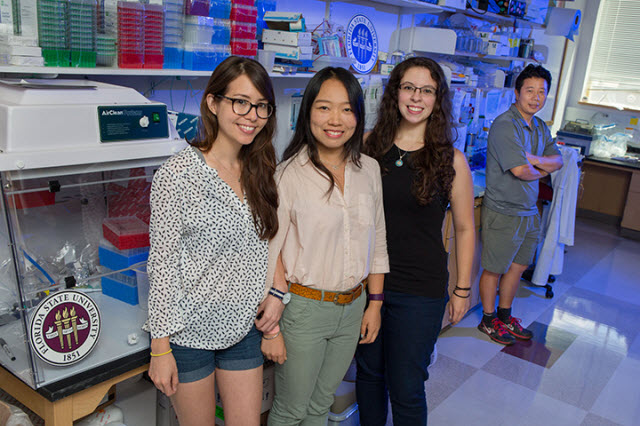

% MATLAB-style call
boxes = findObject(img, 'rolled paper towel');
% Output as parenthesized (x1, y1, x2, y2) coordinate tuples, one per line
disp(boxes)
(545, 7, 581, 41)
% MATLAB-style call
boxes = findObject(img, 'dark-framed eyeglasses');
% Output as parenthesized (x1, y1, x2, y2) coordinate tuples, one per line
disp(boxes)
(216, 95, 273, 119)
(398, 83, 437, 97)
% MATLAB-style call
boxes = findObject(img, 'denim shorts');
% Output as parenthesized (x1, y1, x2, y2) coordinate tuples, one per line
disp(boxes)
(170, 325, 263, 383)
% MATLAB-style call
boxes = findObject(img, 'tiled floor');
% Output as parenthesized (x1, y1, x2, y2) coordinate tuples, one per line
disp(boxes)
(419, 218, 640, 426)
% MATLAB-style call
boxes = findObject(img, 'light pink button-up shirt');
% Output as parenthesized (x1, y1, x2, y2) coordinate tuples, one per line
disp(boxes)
(267, 148, 389, 292)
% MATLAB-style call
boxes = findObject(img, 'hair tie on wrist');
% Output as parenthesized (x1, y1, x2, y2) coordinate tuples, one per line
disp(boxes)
(453, 289, 470, 298)
(150, 349, 173, 357)
(454, 285, 471, 291)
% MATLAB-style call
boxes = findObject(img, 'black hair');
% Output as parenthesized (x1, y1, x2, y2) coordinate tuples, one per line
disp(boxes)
(281, 67, 364, 191)
(515, 64, 552, 92)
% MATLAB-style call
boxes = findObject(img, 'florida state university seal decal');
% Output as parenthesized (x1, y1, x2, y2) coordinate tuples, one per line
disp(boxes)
(30, 290, 101, 366)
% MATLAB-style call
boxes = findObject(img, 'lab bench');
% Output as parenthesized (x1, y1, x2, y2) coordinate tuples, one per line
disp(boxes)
(578, 156, 640, 237)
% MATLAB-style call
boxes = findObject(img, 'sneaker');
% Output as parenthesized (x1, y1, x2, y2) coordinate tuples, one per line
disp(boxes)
(502, 316, 533, 340)
(477, 318, 516, 345)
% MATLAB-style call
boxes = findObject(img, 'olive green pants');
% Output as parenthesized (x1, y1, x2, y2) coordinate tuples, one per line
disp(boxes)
(268, 293, 366, 426)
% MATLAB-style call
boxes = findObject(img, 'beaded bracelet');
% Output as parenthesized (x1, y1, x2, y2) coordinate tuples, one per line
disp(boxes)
(150, 349, 173, 357)
(262, 331, 281, 340)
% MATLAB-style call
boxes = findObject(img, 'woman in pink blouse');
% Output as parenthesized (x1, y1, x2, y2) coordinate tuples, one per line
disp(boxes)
(262, 67, 389, 426)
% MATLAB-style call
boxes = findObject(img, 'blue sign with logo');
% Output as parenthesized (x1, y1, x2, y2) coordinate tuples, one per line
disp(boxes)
(346, 14, 378, 74)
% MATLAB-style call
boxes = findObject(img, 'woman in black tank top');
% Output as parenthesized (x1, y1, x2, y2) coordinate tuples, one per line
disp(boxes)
(356, 57, 476, 425)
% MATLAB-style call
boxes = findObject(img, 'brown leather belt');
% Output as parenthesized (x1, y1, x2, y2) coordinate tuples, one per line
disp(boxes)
(288, 282, 365, 305)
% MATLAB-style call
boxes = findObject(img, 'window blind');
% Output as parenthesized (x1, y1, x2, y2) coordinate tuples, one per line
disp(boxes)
(583, 0, 640, 109)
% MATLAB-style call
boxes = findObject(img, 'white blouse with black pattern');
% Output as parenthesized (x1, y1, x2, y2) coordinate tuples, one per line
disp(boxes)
(143, 146, 267, 350)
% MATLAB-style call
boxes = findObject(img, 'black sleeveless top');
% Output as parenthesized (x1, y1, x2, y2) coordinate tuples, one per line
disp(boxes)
(381, 147, 449, 298)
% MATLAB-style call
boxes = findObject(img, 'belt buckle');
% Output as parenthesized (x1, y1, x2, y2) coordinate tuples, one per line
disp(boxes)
(332, 292, 346, 305)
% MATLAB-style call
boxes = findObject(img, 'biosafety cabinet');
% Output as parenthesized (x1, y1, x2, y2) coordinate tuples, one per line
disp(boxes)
(0, 79, 186, 393)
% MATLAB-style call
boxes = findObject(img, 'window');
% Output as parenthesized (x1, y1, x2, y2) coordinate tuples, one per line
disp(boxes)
(581, 0, 640, 110)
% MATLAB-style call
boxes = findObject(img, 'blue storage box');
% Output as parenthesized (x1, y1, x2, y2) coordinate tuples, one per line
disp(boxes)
(163, 46, 184, 69)
(183, 44, 230, 71)
(212, 20, 231, 45)
(99, 241, 149, 277)
(209, 0, 231, 19)
(102, 272, 139, 305)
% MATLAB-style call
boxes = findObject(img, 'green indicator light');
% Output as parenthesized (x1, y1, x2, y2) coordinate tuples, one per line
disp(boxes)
(152, 113, 161, 122)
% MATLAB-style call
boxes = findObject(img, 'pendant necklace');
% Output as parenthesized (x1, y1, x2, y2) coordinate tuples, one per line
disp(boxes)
(324, 159, 345, 171)
(395, 146, 409, 167)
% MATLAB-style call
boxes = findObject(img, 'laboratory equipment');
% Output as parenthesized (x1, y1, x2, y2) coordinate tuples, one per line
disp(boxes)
(0, 79, 185, 392)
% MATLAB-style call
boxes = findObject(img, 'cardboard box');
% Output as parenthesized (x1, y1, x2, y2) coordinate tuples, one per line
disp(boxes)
(264, 11, 305, 32)
(438, 0, 465, 9)
(262, 29, 311, 47)
(263, 43, 312, 61)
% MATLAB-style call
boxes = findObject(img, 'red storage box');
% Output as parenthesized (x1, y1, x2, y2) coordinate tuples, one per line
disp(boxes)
(7, 191, 56, 209)
(102, 216, 150, 250)
(231, 21, 256, 39)
(230, 38, 257, 56)
(230, 4, 257, 23)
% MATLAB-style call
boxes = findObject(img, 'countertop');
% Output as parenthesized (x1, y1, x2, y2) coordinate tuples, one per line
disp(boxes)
(586, 155, 640, 171)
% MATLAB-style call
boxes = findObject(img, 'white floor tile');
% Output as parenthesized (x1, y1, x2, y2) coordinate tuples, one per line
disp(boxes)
(429, 370, 587, 426)
(590, 356, 640, 426)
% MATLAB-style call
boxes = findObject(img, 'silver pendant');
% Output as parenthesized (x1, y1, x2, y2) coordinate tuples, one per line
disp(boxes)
(395, 159, 403, 167)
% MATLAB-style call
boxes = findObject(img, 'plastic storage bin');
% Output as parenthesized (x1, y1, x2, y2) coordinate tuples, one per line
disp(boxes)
(211, 18, 231, 44)
(163, 46, 183, 68)
(118, 1, 145, 68)
(209, 0, 231, 19)
(230, 38, 257, 56)
(99, 241, 149, 277)
(185, 0, 210, 16)
(230, 21, 256, 39)
(102, 216, 150, 250)
(230, 4, 257, 23)
(101, 271, 139, 305)
(182, 43, 229, 70)
(184, 16, 215, 44)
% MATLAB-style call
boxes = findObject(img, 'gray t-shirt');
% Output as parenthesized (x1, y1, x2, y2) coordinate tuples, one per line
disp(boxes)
(484, 104, 560, 216)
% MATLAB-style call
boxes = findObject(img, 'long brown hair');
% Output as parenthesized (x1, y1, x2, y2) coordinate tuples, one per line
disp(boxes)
(282, 67, 364, 193)
(364, 57, 455, 205)
(191, 56, 278, 239)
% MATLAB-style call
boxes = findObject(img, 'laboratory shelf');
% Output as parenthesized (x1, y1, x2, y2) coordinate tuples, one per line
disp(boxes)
(450, 83, 513, 91)
(345, 0, 544, 28)
(0, 65, 318, 78)
(452, 51, 546, 64)
(341, 0, 444, 15)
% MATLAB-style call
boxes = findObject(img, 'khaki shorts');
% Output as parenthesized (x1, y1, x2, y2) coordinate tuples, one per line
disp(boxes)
(481, 206, 540, 274)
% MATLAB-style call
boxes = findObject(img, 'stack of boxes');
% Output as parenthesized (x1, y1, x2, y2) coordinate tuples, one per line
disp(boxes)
(99, 216, 150, 306)
(37, 0, 70, 66)
(162, 0, 184, 68)
(96, 33, 117, 66)
(261, 12, 311, 65)
(117, 1, 164, 69)
(182, 0, 230, 71)
(0, 0, 43, 66)
(0, 42, 43, 66)
(230, 0, 257, 57)
(117, 1, 144, 68)
(143, 3, 164, 68)
(68, 0, 97, 67)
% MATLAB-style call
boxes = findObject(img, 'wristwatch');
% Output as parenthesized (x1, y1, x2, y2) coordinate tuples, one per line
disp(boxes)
(268, 287, 291, 305)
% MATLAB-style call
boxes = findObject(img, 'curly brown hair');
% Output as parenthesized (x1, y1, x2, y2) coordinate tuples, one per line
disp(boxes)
(363, 57, 456, 205)
(191, 56, 278, 240)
